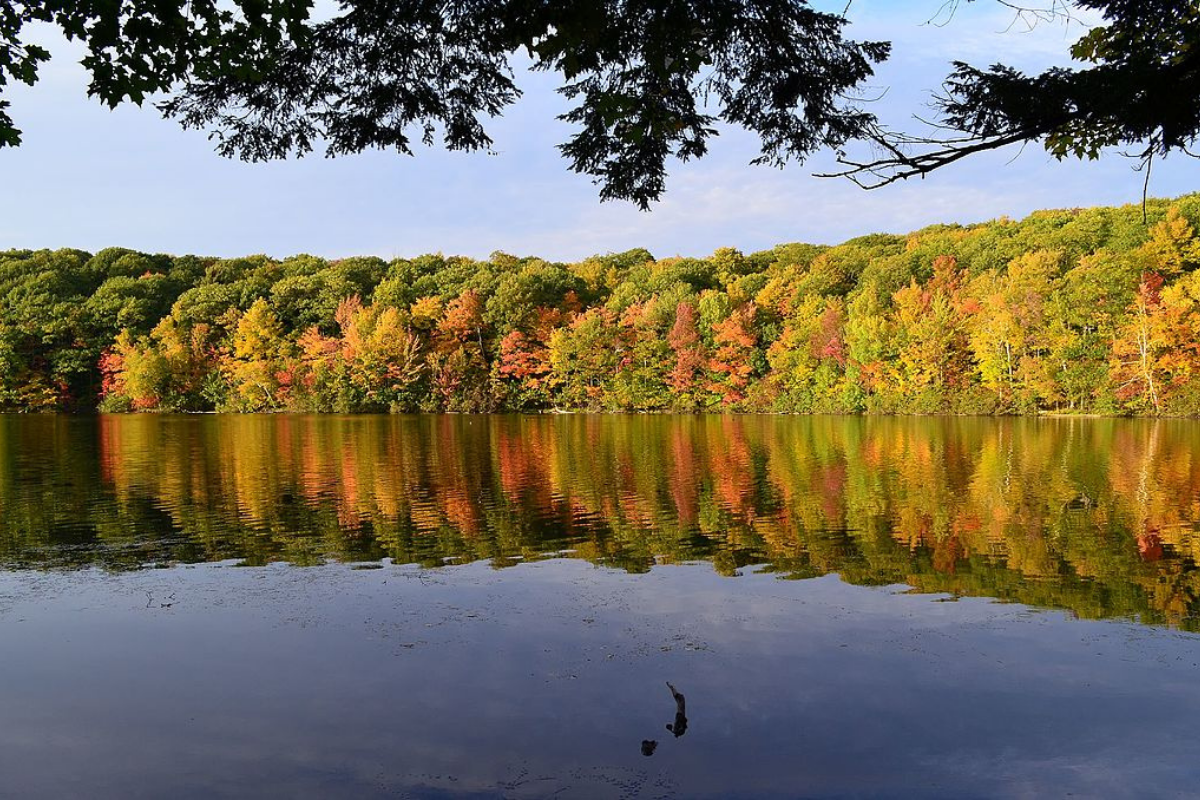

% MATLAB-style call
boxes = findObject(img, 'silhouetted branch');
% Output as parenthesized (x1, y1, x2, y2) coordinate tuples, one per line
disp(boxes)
(928, 0, 1087, 30)
(816, 128, 1033, 188)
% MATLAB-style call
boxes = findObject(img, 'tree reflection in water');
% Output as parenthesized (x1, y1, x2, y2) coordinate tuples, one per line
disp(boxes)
(666, 682, 687, 738)
(2, 413, 1200, 628)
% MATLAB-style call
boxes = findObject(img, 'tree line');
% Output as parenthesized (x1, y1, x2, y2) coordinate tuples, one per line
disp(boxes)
(4, 194, 1200, 415)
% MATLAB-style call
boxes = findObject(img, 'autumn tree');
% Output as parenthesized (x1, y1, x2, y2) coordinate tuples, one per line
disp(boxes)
(767, 295, 852, 412)
(549, 309, 619, 409)
(888, 256, 977, 412)
(610, 301, 672, 410)
(495, 307, 564, 409)
(706, 303, 761, 407)
(843, 284, 893, 410)
(1110, 270, 1200, 414)
(306, 296, 427, 412)
(968, 250, 1062, 411)
(13, 195, 1200, 416)
(666, 300, 705, 408)
(224, 298, 288, 411)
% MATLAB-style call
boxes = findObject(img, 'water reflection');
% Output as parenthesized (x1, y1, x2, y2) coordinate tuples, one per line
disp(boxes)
(665, 682, 687, 738)
(639, 682, 688, 759)
(7, 560, 1200, 798)
(3, 414, 1200, 628)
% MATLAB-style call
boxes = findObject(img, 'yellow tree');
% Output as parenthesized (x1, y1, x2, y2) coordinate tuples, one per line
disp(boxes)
(968, 250, 1062, 410)
(766, 295, 849, 411)
(1141, 207, 1200, 276)
(225, 298, 288, 411)
(151, 316, 215, 407)
(102, 329, 169, 410)
(1109, 273, 1192, 415)
(844, 285, 893, 407)
(338, 298, 425, 410)
(889, 259, 974, 411)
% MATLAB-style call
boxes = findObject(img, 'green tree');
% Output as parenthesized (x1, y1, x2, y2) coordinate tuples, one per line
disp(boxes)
(610, 302, 672, 410)
(549, 309, 619, 409)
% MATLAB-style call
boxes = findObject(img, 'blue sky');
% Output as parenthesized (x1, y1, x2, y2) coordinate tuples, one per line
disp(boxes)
(1, 0, 1198, 262)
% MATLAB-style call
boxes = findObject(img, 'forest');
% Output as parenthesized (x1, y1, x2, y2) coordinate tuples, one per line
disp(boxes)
(4, 194, 1200, 416)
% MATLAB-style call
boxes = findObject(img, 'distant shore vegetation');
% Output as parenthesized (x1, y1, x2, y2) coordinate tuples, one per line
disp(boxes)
(5, 195, 1200, 416)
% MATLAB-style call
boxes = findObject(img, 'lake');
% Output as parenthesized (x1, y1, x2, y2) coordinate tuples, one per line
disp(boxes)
(2, 414, 1200, 798)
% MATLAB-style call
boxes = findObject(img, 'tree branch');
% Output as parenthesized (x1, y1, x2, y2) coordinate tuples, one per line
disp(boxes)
(815, 128, 1033, 188)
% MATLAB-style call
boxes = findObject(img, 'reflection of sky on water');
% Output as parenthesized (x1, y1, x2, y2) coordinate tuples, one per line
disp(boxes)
(1, 560, 1198, 798)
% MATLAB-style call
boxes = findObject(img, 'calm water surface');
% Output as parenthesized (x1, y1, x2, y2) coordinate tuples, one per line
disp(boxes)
(2, 414, 1200, 797)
